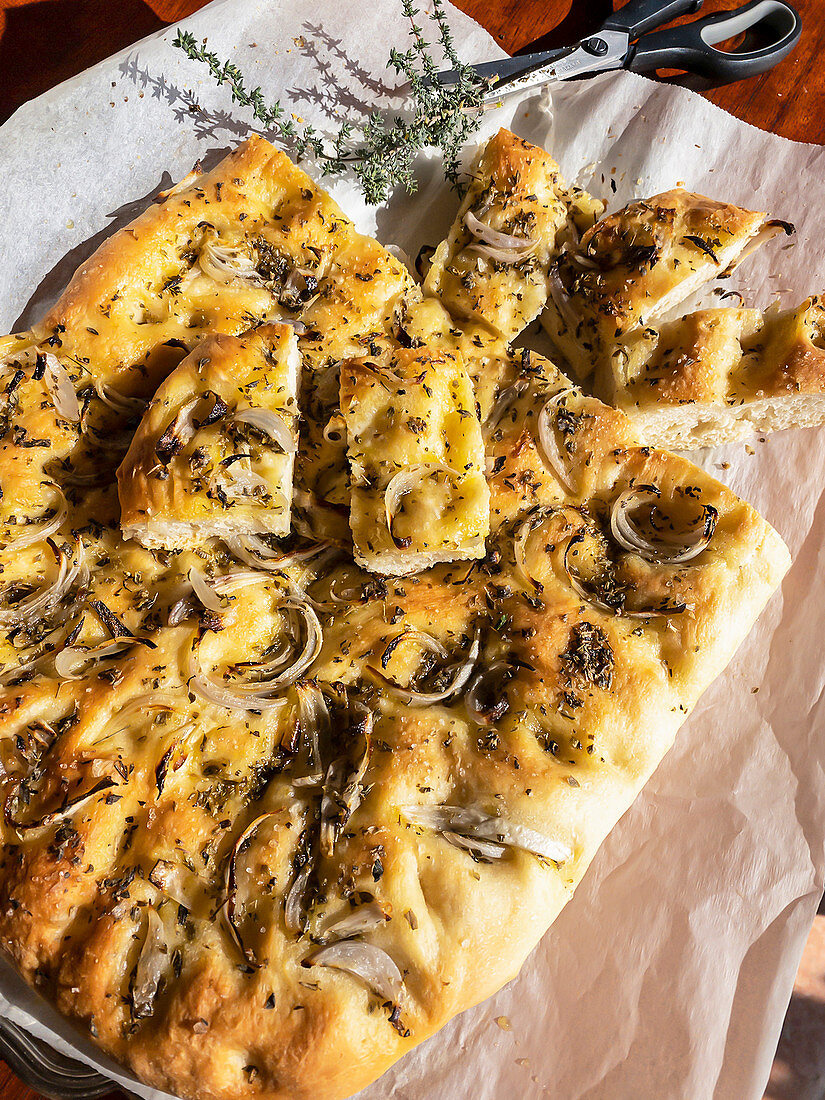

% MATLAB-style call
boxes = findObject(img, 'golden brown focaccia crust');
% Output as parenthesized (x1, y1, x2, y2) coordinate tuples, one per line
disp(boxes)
(542, 188, 771, 381)
(340, 343, 489, 574)
(596, 297, 825, 449)
(118, 324, 300, 549)
(8, 134, 413, 547)
(424, 128, 603, 342)
(0, 137, 791, 1100)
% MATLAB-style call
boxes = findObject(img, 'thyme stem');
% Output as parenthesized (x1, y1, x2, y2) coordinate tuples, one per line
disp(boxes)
(172, 0, 490, 204)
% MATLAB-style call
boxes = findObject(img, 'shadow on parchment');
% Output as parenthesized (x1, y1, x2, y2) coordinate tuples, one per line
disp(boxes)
(12, 151, 234, 333)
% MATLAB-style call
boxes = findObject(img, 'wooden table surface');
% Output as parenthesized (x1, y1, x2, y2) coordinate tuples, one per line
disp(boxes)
(0, 0, 822, 1098)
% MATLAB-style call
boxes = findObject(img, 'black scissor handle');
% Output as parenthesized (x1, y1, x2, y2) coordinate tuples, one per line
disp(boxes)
(602, 0, 704, 39)
(626, 0, 801, 79)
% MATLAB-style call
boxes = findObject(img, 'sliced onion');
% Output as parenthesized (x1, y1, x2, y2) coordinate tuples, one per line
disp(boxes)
(376, 628, 480, 707)
(537, 390, 577, 494)
(464, 210, 536, 254)
(379, 628, 449, 670)
(465, 241, 538, 265)
(563, 532, 686, 619)
(320, 711, 373, 858)
(0, 539, 83, 626)
(223, 812, 278, 968)
(148, 858, 206, 910)
(156, 391, 227, 463)
(4, 775, 117, 833)
(320, 901, 390, 943)
(225, 536, 326, 574)
(132, 906, 169, 1019)
(54, 638, 135, 680)
(232, 407, 296, 454)
(188, 566, 229, 613)
(37, 352, 80, 422)
(384, 462, 456, 549)
(610, 486, 718, 565)
(155, 722, 197, 798)
(158, 163, 203, 199)
(199, 234, 264, 287)
(465, 662, 512, 725)
(213, 463, 281, 505)
(295, 679, 330, 771)
(401, 804, 571, 864)
(731, 219, 794, 269)
(513, 509, 550, 591)
(188, 591, 322, 711)
(284, 862, 313, 936)
(96, 384, 149, 416)
(1, 485, 67, 550)
(547, 265, 581, 333)
(305, 941, 404, 1004)
(484, 379, 528, 434)
(442, 830, 506, 860)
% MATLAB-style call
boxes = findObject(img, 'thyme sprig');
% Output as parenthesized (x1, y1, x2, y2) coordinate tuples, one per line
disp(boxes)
(172, 0, 490, 204)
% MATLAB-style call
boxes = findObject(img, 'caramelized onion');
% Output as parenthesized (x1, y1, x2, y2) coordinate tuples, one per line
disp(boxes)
(377, 628, 480, 707)
(0, 539, 83, 626)
(199, 234, 264, 287)
(320, 711, 373, 858)
(1, 486, 67, 550)
(5, 775, 117, 833)
(284, 862, 313, 936)
(401, 803, 571, 864)
(384, 463, 456, 548)
(464, 210, 536, 254)
(189, 589, 322, 712)
(223, 812, 278, 968)
(537, 390, 577, 493)
(320, 901, 390, 943)
(232, 408, 296, 453)
(610, 486, 718, 564)
(132, 906, 169, 1019)
(305, 941, 404, 1004)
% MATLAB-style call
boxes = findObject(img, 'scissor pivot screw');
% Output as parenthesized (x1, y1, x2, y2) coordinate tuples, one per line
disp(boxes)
(581, 36, 610, 56)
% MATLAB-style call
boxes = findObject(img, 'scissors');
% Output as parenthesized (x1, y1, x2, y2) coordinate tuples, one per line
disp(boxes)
(434, 0, 801, 101)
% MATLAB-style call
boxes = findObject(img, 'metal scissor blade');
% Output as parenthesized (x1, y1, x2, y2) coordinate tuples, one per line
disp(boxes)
(482, 30, 630, 102)
(432, 48, 571, 88)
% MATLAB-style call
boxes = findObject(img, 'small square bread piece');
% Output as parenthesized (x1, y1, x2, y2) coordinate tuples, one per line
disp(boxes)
(118, 324, 299, 549)
(542, 188, 776, 381)
(424, 128, 602, 342)
(340, 344, 490, 575)
(596, 296, 825, 449)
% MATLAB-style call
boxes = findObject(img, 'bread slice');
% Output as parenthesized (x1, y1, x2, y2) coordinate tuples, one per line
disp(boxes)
(424, 128, 603, 342)
(595, 296, 825, 449)
(340, 344, 489, 574)
(541, 188, 779, 381)
(118, 324, 300, 548)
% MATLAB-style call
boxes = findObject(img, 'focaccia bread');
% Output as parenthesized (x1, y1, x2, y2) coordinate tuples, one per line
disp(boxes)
(541, 188, 780, 380)
(2, 134, 413, 547)
(340, 343, 489, 574)
(597, 296, 825, 449)
(118, 324, 300, 549)
(0, 136, 792, 1100)
(424, 128, 603, 342)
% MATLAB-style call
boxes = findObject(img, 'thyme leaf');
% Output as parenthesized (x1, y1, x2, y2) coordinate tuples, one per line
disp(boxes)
(172, 0, 490, 204)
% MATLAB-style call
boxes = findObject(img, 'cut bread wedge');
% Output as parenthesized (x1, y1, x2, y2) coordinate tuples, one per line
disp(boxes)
(595, 296, 825, 449)
(118, 323, 300, 549)
(542, 188, 787, 380)
(424, 128, 603, 342)
(340, 344, 489, 574)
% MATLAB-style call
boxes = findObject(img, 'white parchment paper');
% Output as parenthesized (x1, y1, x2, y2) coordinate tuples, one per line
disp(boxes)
(0, 2, 823, 1098)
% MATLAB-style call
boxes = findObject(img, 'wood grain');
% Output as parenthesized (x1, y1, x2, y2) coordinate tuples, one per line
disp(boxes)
(0, 1, 821, 1098)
